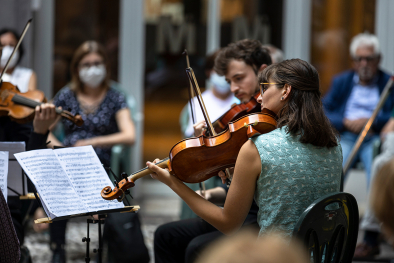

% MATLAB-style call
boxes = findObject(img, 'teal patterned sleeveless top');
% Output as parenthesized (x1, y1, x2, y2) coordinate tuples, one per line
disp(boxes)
(250, 127, 342, 237)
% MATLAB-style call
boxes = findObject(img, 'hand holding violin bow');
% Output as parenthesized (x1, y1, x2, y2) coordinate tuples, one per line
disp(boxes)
(0, 19, 83, 127)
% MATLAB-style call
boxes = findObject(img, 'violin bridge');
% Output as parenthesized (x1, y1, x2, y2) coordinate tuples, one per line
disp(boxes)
(246, 125, 261, 138)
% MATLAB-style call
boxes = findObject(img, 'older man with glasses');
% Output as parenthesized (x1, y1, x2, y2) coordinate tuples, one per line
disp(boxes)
(323, 33, 394, 259)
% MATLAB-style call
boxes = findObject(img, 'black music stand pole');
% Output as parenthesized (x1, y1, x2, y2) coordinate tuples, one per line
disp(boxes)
(96, 214, 105, 263)
(82, 215, 106, 263)
(82, 220, 91, 263)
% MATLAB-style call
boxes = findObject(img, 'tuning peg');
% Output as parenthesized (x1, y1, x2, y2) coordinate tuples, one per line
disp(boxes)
(121, 172, 128, 180)
(114, 180, 119, 188)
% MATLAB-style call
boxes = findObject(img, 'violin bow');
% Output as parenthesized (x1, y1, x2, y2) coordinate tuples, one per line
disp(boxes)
(183, 50, 209, 195)
(183, 51, 232, 187)
(183, 50, 197, 126)
(183, 51, 215, 136)
(0, 19, 32, 82)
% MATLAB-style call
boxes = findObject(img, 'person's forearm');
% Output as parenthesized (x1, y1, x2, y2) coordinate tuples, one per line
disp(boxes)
(87, 131, 135, 147)
(168, 178, 241, 235)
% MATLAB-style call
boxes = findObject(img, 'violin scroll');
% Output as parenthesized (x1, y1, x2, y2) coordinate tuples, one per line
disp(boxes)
(101, 178, 135, 201)
(58, 109, 84, 126)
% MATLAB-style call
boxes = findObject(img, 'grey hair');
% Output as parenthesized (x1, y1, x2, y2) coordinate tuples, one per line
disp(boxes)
(263, 44, 284, 64)
(350, 33, 380, 57)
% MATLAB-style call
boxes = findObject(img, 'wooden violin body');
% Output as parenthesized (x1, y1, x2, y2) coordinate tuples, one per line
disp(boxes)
(212, 93, 261, 133)
(0, 82, 46, 123)
(0, 81, 83, 126)
(101, 110, 277, 201)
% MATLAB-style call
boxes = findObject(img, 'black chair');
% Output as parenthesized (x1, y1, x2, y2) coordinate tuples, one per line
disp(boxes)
(293, 192, 359, 263)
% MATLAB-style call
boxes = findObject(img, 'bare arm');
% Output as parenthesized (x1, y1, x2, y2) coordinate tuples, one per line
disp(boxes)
(74, 108, 135, 147)
(147, 140, 261, 235)
(28, 72, 37, 91)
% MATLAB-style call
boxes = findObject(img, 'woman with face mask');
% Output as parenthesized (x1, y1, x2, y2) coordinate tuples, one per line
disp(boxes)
(0, 29, 37, 93)
(49, 40, 135, 165)
(46, 40, 136, 262)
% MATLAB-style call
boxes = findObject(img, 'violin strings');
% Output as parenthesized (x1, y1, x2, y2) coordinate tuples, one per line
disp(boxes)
(129, 157, 169, 178)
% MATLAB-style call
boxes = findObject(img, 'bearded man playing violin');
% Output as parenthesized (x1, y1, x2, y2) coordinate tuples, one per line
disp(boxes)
(153, 39, 272, 263)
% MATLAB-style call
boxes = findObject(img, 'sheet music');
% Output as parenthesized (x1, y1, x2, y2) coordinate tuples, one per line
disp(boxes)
(14, 149, 87, 219)
(54, 146, 123, 212)
(0, 151, 9, 201)
(0, 142, 27, 196)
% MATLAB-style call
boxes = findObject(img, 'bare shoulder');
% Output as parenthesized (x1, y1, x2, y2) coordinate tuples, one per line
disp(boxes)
(240, 139, 259, 157)
(235, 140, 261, 179)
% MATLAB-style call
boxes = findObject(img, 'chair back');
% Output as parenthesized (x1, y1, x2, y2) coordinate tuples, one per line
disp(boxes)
(292, 192, 359, 263)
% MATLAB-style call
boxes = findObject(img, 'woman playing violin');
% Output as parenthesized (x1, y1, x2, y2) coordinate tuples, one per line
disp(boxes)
(148, 59, 342, 237)
(0, 28, 37, 93)
(154, 39, 272, 263)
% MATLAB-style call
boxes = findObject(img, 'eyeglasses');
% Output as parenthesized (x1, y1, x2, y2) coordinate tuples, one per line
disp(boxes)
(259, 83, 279, 95)
(79, 61, 104, 69)
(353, 56, 378, 63)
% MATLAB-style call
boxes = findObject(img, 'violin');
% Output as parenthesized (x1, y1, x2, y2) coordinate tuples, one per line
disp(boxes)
(101, 109, 277, 201)
(0, 81, 84, 126)
(212, 92, 262, 134)
(101, 51, 275, 202)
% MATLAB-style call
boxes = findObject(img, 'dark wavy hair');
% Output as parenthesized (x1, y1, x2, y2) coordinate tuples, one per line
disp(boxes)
(214, 39, 272, 76)
(0, 29, 24, 64)
(259, 59, 338, 148)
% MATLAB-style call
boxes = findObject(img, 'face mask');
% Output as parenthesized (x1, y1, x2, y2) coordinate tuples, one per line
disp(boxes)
(210, 72, 230, 94)
(79, 64, 106, 88)
(1, 45, 19, 68)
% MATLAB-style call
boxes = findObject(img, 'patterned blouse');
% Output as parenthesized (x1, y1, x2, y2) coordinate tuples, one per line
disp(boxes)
(53, 86, 128, 166)
(250, 127, 343, 237)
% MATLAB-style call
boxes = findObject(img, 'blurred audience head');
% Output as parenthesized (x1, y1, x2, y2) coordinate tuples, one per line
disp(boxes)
(349, 33, 380, 83)
(205, 50, 231, 96)
(195, 230, 309, 263)
(0, 28, 24, 68)
(70, 40, 110, 92)
(370, 158, 394, 244)
(263, 44, 284, 64)
(204, 50, 220, 77)
(214, 39, 272, 76)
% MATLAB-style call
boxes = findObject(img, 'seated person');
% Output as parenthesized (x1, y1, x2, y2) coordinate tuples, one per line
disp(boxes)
(323, 33, 394, 258)
(370, 158, 394, 247)
(0, 28, 37, 92)
(0, 103, 58, 263)
(355, 108, 394, 258)
(154, 39, 272, 263)
(150, 59, 342, 261)
(47, 40, 135, 263)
